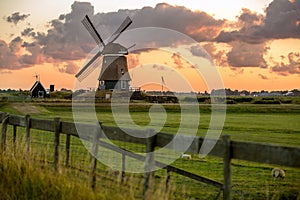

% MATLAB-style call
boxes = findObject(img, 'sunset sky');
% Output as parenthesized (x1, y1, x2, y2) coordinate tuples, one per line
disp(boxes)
(0, 0, 299, 92)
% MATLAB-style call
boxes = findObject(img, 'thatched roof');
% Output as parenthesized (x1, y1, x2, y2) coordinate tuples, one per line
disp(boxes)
(99, 55, 131, 81)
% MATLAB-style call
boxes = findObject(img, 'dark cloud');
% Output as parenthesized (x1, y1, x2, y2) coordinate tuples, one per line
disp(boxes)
(34, 2, 96, 62)
(215, 0, 300, 43)
(202, 43, 228, 67)
(190, 45, 211, 60)
(9, 37, 22, 53)
(0, 40, 22, 70)
(227, 41, 268, 68)
(130, 3, 225, 42)
(20, 42, 45, 65)
(271, 52, 300, 75)
(58, 62, 79, 74)
(263, 0, 300, 39)
(21, 27, 34, 36)
(6, 12, 30, 25)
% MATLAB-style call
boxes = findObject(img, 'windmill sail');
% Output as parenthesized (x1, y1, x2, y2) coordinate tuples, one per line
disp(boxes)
(81, 15, 105, 47)
(107, 16, 132, 44)
(75, 51, 103, 81)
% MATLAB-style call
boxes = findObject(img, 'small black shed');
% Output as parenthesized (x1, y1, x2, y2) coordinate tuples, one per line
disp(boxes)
(30, 81, 47, 98)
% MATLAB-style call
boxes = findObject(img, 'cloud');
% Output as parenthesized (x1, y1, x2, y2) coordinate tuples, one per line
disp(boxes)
(130, 3, 225, 42)
(1, 1, 299, 76)
(171, 53, 183, 69)
(202, 43, 228, 67)
(127, 54, 140, 69)
(271, 52, 300, 75)
(9, 37, 23, 54)
(263, 0, 300, 39)
(21, 42, 45, 65)
(21, 27, 34, 37)
(258, 74, 268, 80)
(152, 64, 167, 71)
(0, 40, 23, 70)
(215, 0, 300, 43)
(57, 62, 79, 74)
(190, 45, 211, 60)
(227, 41, 268, 68)
(6, 12, 30, 25)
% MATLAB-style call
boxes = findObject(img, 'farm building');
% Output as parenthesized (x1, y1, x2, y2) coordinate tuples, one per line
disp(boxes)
(30, 81, 47, 98)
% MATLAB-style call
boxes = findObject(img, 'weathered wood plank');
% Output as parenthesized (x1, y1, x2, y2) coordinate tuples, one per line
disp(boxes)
(101, 125, 147, 145)
(31, 118, 54, 132)
(61, 121, 79, 137)
(62, 122, 96, 139)
(9, 114, 26, 127)
(231, 141, 300, 168)
(165, 165, 223, 189)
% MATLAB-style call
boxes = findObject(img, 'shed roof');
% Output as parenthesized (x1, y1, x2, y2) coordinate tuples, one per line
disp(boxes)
(30, 81, 47, 93)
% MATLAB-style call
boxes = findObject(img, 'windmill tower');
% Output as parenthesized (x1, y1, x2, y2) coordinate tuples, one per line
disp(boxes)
(75, 15, 133, 91)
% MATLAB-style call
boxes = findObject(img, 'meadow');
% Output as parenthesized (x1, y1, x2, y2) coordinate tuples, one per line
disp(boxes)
(0, 100, 300, 199)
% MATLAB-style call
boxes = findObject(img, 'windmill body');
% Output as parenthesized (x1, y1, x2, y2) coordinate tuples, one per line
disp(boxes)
(76, 15, 132, 91)
(99, 43, 131, 90)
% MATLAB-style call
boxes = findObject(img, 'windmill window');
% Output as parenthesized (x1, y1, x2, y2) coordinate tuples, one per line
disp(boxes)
(121, 68, 124, 75)
(121, 80, 126, 89)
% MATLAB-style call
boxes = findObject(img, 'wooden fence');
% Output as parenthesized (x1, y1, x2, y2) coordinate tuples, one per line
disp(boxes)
(0, 112, 299, 200)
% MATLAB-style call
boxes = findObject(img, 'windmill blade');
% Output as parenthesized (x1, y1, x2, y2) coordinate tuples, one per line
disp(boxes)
(75, 51, 103, 82)
(107, 16, 132, 44)
(81, 15, 105, 47)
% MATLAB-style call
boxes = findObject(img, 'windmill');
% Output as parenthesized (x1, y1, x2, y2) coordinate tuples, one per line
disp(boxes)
(75, 14, 133, 91)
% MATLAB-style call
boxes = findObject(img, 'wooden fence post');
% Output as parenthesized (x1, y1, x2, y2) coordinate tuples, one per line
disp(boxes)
(25, 114, 31, 156)
(54, 117, 61, 172)
(143, 129, 157, 199)
(222, 135, 231, 200)
(65, 134, 71, 167)
(90, 122, 102, 190)
(121, 151, 126, 182)
(1, 113, 9, 153)
(165, 168, 171, 191)
(13, 125, 17, 150)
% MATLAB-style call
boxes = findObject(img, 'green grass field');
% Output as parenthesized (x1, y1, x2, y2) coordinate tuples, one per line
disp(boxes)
(0, 101, 300, 199)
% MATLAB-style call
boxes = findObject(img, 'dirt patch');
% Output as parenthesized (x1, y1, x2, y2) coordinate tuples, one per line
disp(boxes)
(12, 103, 41, 114)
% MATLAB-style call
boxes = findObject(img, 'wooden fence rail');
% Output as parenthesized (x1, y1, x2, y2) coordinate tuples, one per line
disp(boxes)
(0, 112, 300, 200)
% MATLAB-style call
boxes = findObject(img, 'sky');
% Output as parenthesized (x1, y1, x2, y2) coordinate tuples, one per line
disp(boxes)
(0, 0, 299, 92)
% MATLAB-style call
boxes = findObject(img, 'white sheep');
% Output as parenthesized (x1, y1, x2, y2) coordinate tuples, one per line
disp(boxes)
(271, 168, 285, 180)
(181, 153, 192, 160)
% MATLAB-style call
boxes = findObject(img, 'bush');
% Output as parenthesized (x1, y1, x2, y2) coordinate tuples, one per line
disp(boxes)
(252, 99, 281, 104)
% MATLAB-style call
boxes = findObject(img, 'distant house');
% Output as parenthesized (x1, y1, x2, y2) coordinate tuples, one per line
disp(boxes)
(30, 81, 47, 98)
